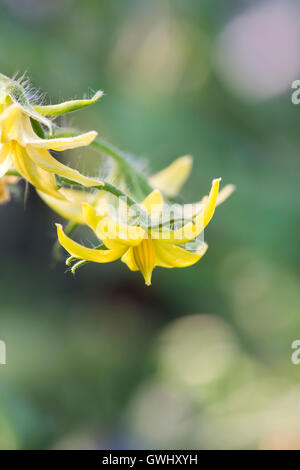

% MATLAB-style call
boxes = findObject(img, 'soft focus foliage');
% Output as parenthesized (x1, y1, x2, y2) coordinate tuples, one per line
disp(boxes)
(0, 0, 299, 450)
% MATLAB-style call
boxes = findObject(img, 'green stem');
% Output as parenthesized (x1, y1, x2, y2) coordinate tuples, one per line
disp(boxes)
(54, 128, 153, 198)
(102, 181, 137, 206)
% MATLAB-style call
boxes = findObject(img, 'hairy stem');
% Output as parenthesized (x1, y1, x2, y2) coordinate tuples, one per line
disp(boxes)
(6, 170, 149, 225)
(53, 128, 153, 198)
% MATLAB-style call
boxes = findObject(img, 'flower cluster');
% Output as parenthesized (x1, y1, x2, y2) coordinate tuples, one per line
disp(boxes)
(0, 73, 234, 285)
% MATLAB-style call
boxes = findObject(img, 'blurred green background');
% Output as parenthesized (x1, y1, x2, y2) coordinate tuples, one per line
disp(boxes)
(0, 0, 300, 450)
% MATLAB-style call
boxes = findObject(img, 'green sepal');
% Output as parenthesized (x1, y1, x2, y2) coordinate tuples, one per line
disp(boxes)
(34, 90, 103, 117)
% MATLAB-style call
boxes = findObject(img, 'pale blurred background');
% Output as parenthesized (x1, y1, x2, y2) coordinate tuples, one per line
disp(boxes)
(0, 0, 300, 450)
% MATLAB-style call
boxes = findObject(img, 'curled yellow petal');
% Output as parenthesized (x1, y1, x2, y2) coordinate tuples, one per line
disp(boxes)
(189, 183, 235, 215)
(26, 145, 102, 187)
(149, 155, 193, 197)
(56, 223, 126, 263)
(121, 248, 139, 272)
(154, 241, 208, 268)
(201, 178, 221, 226)
(11, 142, 62, 198)
(82, 203, 104, 231)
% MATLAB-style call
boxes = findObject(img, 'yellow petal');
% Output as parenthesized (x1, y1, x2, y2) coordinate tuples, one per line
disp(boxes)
(11, 142, 62, 198)
(96, 217, 145, 250)
(132, 239, 156, 285)
(193, 178, 221, 226)
(82, 203, 103, 231)
(25, 131, 97, 151)
(56, 224, 126, 263)
(0, 103, 52, 144)
(26, 145, 102, 187)
(34, 90, 103, 116)
(141, 189, 164, 216)
(187, 183, 235, 216)
(148, 155, 193, 197)
(154, 241, 208, 268)
(153, 178, 221, 244)
(121, 248, 139, 271)
(37, 190, 87, 224)
(0, 104, 25, 143)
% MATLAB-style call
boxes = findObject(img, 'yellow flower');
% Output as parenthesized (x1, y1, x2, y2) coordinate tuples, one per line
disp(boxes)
(37, 155, 194, 223)
(0, 73, 103, 197)
(56, 178, 224, 285)
(38, 154, 234, 233)
(0, 97, 101, 197)
(0, 175, 19, 204)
